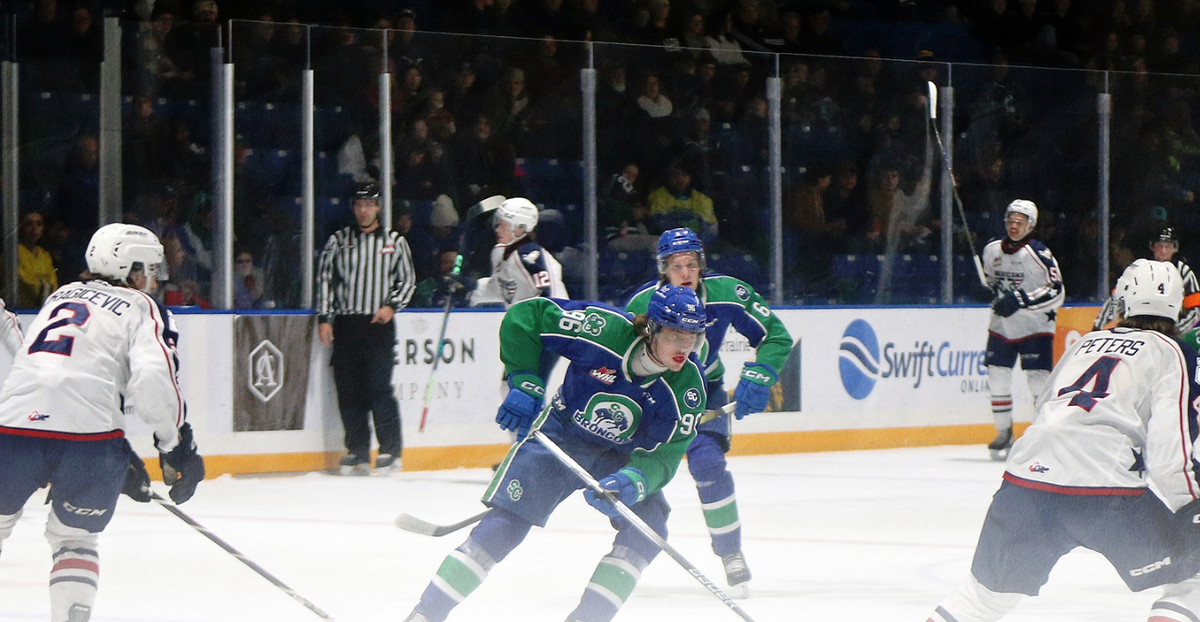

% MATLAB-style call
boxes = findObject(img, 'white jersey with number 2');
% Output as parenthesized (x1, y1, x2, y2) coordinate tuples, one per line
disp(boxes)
(0, 280, 184, 449)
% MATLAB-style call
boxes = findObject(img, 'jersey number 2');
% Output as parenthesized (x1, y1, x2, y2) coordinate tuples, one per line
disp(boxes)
(1056, 356, 1119, 411)
(29, 302, 91, 356)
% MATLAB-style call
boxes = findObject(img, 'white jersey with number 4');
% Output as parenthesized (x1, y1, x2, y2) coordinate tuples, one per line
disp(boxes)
(1004, 327, 1200, 510)
(0, 281, 184, 449)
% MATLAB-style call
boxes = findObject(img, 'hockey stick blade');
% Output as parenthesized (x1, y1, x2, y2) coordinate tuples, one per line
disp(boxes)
(926, 80, 938, 120)
(395, 509, 490, 537)
(466, 195, 506, 221)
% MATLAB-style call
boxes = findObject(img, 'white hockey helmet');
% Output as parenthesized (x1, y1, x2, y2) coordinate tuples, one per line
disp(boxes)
(86, 223, 168, 285)
(1117, 258, 1182, 320)
(1005, 199, 1038, 229)
(494, 197, 539, 234)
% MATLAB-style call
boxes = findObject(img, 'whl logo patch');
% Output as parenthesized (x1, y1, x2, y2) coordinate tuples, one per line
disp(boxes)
(573, 393, 642, 444)
(589, 366, 617, 384)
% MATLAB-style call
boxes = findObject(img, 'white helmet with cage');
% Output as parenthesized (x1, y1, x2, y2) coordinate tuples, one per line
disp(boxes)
(1118, 258, 1182, 321)
(85, 223, 168, 287)
(1005, 199, 1038, 229)
(494, 197, 539, 235)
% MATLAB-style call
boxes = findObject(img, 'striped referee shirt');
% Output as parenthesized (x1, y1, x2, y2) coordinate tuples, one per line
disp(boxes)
(316, 226, 416, 322)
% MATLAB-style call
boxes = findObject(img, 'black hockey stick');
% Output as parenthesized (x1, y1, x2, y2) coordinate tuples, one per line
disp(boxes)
(926, 81, 989, 289)
(150, 491, 339, 621)
(419, 195, 507, 432)
(534, 429, 759, 622)
(395, 402, 738, 537)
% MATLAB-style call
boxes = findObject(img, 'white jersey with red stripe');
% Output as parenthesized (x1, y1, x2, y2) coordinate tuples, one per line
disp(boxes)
(1004, 326, 1200, 510)
(983, 237, 1064, 340)
(0, 297, 21, 356)
(0, 280, 184, 450)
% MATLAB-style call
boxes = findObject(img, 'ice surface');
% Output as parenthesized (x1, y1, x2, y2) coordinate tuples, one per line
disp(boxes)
(0, 446, 1156, 621)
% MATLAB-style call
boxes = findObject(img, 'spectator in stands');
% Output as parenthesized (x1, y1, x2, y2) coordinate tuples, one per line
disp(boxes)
(131, 4, 192, 97)
(412, 248, 473, 308)
(42, 216, 87, 284)
(706, 12, 752, 66)
(163, 121, 208, 196)
(962, 49, 1029, 155)
(233, 11, 290, 100)
(424, 90, 457, 143)
(167, 0, 222, 96)
(636, 73, 674, 119)
(233, 248, 266, 310)
(568, 0, 618, 41)
(648, 165, 719, 246)
(525, 34, 575, 103)
(453, 115, 516, 205)
(159, 234, 211, 308)
(780, 9, 804, 54)
(602, 163, 657, 253)
(395, 63, 430, 127)
(488, 67, 533, 146)
(64, 3, 101, 89)
(410, 195, 461, 281)
(397, 119, 451, 201)
(730, 0, 785, 53)
(633, 0, 673, 46)
(142, 185, 186, 244)
(1044, 0, 1090, 66)
(59, 134, 100, 234)
(123, 95, 171, 200)
(799, 5, 843, 56)
(445, 63, 484, 134)
(825, 159, 871, 251)
(680, 11, 709, 55)
(393, 9, 433, 71)
(785, 163, 844, 282)
(18, 0, 66, 62)
(16, 210, 58, 309)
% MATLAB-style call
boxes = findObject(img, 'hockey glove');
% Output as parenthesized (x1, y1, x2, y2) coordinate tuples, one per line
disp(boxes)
(584, 468, 647, 518)
(496, 373, 545, 441)
(157, 423, 205, 504)
(991, 289, 1029, 318)
(121, 441, 152, 503)
(733, 362, 777, 419)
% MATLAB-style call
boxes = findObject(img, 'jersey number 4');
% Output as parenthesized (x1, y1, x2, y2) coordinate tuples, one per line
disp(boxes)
(1056, 356, 1119, 411)
(28, 302, 91, 356)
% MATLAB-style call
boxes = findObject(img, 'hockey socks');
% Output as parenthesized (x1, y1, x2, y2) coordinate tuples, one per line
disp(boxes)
(568, 546, 649, 622)
(49, 546, 99, 622)
(688, 435, 742, 557)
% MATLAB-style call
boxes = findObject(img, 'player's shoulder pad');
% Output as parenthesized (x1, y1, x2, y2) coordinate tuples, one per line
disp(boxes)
(624, 280, 661, 310)
(701, 273, 756, 304)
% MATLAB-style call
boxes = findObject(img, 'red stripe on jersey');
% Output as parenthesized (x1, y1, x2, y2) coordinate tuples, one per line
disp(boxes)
(0, 426, 124, 441)
(52, 558, 99, 574)
(1004, 473, 1145, 496)
(134, 290, 185, 428)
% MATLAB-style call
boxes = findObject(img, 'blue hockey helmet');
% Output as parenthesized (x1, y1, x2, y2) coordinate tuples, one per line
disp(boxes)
(656, 227, 706, 274)
(647, 284, 706, 335)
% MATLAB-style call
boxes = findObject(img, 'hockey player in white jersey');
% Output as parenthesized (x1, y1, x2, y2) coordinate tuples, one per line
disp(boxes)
(928, 259, 1200, 622)
(0, 223, 204, 622)
(981, 199, 1064, 459)
(1094, 226, 1200, 333)
(470, 197, 568, 307)
(0, 297, 21, 356)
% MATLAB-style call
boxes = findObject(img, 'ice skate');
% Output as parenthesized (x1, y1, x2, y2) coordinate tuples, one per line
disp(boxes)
(339, 454, 369, 476)
(375, 454, 400, 474)
(722, 551, 751, 599)
(402, 612, 430, 622)
(987, 427, 1013, 461)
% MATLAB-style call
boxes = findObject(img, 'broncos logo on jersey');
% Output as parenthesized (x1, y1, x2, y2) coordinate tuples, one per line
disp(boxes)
(573, 394, 642, 444)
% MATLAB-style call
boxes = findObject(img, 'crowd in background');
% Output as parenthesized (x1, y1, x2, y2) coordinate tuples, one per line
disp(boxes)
(6, 0, 1200, 308)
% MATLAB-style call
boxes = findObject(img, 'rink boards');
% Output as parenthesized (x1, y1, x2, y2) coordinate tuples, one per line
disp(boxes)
(0, 305, 1100, 476)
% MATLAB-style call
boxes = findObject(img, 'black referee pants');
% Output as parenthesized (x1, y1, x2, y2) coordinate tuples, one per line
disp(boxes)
(330, 315, 401, 461)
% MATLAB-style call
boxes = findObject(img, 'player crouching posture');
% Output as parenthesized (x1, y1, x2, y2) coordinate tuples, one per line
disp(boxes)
(928, 259, 1200, 622)
(0, 224, 204, 622)
(404, 284, 708, 622)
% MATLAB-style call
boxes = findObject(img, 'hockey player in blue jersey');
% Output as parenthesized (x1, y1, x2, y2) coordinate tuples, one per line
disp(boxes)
(0, 224, 204, 622)
(625, 228, 793, 596)
(982, 199, 1064, 459)
(403, 284, 709, 622)
(928, 259, 1200, 622)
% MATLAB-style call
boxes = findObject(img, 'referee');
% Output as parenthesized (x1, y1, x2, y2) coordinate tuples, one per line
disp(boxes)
(316, 182, 416, 475)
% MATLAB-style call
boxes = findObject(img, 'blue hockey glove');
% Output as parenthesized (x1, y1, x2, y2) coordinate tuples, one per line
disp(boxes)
(121, 441, 152, 503)
(991, 289, 1028, 318)
(584, 468, 647, 517)
(157, 423, 205, 504)
(733, 362, 777, 419)
(496, 372, 545, 441)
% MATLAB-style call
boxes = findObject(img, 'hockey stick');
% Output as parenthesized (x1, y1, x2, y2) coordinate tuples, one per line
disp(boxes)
(395, 402, 739, 537)
(533, 429, 758, 622)
(418, 195, 507, 432)
(926, 81, 989, 290)
(150, 491, 339, 621)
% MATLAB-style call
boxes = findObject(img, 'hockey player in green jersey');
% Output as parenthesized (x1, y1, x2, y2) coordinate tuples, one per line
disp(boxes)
(404, 284, 709, 622)
(626, 227, 793, 597)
